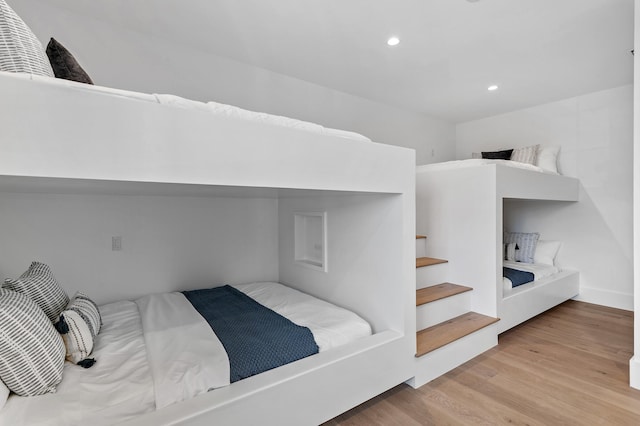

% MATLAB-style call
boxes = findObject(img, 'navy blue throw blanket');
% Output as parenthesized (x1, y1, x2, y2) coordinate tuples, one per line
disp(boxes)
(503, 267, 534, 288)
(182, 285, 319, 383)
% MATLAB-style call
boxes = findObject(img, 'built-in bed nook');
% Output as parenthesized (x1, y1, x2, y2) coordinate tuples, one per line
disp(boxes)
(415, 159, 580, 336)
(0, 72, 416, 425)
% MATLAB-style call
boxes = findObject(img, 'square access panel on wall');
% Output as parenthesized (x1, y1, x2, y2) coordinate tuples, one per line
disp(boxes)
(294, 212, 327, 272)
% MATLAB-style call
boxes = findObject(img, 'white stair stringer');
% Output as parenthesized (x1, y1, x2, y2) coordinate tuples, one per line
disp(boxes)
(416, 291, 471, 331)
(416, 262, 449, 289)
(407, 322, 499, 389)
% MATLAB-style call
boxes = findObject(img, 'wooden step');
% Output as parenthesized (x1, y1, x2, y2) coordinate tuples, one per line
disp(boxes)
(416, 283, 473, 306)
(416, 235, 427, 239)
(416, 257, 447, 268)
(416, 312, 499, 357)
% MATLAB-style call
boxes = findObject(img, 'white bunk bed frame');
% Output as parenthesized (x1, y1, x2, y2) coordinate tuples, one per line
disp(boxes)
(416, 162, 580, 334)
(0, 72, 416, 425)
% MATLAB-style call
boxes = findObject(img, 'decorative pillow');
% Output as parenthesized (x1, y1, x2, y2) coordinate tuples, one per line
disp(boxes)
(511, 144, 539, 165)
(0, 379, 8, 410)
(54, 292, 102, 367)
(46, 37, 93, 84)
(0, 289, 65, 396)
(504, 231, 539, 264)
(4, 261, 70, 322)
(481, 149, 513, 160)
(503, 242, 518, 261)
(537, 146, 560, 174)
(534, 240, 562, 266)
(0, 0, 53, 76)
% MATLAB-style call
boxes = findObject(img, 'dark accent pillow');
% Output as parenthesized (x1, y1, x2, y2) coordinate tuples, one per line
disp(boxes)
(481, 149, 513, 160)
(45, 37, 93, 84)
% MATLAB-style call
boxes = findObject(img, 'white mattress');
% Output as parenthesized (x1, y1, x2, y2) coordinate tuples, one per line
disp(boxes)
(418, 158, 554, 174)
(3, 71, 371, 143)
(503, 260, 560, 291)
(1, 282, 371, 425)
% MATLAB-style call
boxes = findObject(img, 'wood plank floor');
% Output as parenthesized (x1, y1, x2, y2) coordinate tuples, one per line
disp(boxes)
(324, 300, 639, 425)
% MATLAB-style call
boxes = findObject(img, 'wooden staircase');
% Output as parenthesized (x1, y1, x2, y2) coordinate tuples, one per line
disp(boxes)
(409, 235, 499, 388)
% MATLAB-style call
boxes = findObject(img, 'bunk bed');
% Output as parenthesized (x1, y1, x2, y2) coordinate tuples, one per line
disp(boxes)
(415, 159, 579, 334)
(0, 70, 416, 425)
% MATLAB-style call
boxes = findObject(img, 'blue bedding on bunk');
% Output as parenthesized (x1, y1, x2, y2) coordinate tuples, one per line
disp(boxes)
(503, 267, 535, 288)
(182, 285, 319, 383)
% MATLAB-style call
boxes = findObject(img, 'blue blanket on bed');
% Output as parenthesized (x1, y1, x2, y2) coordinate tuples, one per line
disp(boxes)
(182, 285, 319, 383)
(503, 267, 535, 288)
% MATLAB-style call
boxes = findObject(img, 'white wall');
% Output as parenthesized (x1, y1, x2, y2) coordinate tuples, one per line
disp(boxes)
(630, 0, 639, 391)
(457, 85, 634, 310)
(0, 192, 279, 304)
(12, 1, 455, 165)
(278, 194, 410, 334)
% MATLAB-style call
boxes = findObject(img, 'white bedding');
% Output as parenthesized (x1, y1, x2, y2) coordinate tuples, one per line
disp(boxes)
(419, 158, 556, 174)
(1, 282, 372, 425)
(503, 260, 560, 291)
(3, 71, 371, 143)
(0, 301, 155, 426)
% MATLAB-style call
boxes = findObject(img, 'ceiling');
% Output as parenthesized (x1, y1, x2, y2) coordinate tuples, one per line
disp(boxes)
(20, 0, 635, 123)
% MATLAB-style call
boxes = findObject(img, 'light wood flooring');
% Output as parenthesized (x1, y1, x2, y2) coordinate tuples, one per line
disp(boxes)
(324, 300, 639, 425)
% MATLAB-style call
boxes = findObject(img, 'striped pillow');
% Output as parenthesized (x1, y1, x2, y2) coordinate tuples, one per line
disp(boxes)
(0, 0, 53, 76)
(510, 144, 539, 165)
(55, 292, 102, 366)
(4, 261, 70, 322)
(504, 231, 539, 264)
(0, 289, 65, 396)
(503, 242, 518, 261)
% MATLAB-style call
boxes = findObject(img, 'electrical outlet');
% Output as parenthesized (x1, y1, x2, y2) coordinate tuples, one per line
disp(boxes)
(112, 236, 122, 251)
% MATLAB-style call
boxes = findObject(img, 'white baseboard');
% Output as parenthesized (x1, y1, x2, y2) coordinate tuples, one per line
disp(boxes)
(630, 356, 640, 390)
(572, 286, 633, 311)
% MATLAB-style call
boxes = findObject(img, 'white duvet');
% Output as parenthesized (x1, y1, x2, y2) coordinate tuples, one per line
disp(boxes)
(503, 261, 559, 291)
(1, 282, 372, 425)
(6, 73, 371, 143)
(418, 158, 556, 174)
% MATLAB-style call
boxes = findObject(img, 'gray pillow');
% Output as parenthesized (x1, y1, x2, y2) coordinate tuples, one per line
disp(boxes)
(503, 231, 539, 264)
(0, 289, 65, 396)
(0, 0, 53, 76)
(4, 261, 70, 322)
(46, 37, 93, 84)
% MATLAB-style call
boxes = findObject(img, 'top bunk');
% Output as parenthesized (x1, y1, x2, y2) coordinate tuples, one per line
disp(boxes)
(416, 158, 579, 202)
(0, 71, 414, 197)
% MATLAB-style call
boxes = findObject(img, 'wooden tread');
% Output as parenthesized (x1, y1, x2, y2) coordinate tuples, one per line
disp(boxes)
(416, 257, 447, 268)
(416, 283, 473, 306)
(416, 312, 499, 357)
(416, 235, 427, 239)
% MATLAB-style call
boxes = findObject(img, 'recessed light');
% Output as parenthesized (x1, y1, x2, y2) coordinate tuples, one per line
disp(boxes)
(488, 85, 499, 91)
(387, 37, 400, 46)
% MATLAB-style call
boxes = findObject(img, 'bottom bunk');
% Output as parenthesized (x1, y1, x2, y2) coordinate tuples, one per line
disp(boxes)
(0, 277, 406, 426)
(499, 269, 579, 333)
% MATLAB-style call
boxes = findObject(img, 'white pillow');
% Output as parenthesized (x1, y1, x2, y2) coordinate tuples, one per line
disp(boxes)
(4, 261, 70, 322)
(55, 292, 102, 366)
(534, 240, 561, 266)
(0, 0, 53, 76)
(0, 379, 9, 410)
(511, 144, 539, 165)
(536, 146, 560, 174)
